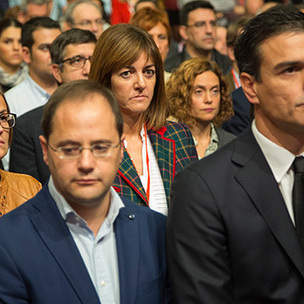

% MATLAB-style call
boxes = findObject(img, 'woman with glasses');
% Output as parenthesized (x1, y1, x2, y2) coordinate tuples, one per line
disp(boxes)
(89, 24, 197, 215)
(0, 18, 28, 94)
(0, 95, 41, 216)
(166, 58, 235, 159)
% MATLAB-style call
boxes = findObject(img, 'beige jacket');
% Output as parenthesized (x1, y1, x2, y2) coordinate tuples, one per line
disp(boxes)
(0, 170, 41, 216)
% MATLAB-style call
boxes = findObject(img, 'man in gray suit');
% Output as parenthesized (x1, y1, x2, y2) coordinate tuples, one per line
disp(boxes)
(167, 5, 304, 303)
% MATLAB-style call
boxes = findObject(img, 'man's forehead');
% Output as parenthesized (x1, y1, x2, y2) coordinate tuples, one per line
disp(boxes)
(188, 8, 216, 21)
(32, 27, 60, 42)
(26, 3, 48, 17)
(64, 42, 95, 54)
(73, 3, 101, 20)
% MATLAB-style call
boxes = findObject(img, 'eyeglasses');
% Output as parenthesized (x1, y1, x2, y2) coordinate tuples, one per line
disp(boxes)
(48, 141, 121, 159)
(187, 20, 217, 29)
(0, 113, 16, 129)
(61, 55, 92, 69)
(73, 18, 104, 28)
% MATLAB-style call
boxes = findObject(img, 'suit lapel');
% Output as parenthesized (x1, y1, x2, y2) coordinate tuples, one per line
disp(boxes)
(148, 128, 174, 203)
(233, 130, 304, 278)
(118, 149, 148, 203)
(30, 188, 100, 304)
(115, 202, 140, 304)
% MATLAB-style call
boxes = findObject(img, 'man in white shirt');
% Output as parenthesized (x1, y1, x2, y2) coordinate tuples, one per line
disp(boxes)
(0, 80, 170, 304)
(167, 4, 304, 303)
(5, 16, 61, 118)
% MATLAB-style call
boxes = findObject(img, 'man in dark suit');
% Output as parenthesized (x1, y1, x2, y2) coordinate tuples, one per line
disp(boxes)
(167, 5, 304, 303)
(0, 80, 169, 303)
(9, 29, 97, 184)
(164, 1, 231, 75)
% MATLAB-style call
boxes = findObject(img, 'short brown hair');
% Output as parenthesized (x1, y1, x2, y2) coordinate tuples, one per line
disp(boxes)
(166, 58, 233, 127)
(41, 80, 123, 141)
(89, 23, 168, 130)
(130, 8, 171, 44)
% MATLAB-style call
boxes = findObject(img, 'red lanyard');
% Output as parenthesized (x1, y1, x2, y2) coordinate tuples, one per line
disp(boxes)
(143, 124, 150, 202)
(231, 69, 241, 89)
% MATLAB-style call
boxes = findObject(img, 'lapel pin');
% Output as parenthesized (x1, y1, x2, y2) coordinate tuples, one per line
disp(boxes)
(128, 214, 135, 220)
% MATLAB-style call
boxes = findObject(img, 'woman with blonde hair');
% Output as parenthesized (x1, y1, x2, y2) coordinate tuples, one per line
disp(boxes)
(89, 24, 197, 215)
(167, 57, 235, 159)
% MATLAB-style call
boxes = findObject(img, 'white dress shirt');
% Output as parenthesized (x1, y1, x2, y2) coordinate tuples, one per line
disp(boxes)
(48, 177, 123, 304)
(252, 120, 304, 225)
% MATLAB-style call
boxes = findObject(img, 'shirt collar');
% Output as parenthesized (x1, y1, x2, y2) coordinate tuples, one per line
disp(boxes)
(252, 120, 297, 183)
(192, 123, 219, 146)
(48, 176, 124, 229)
(26, 73, 51, 99)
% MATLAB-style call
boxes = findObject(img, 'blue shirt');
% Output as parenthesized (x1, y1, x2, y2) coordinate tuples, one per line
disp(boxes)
(48, 177, 124, 304)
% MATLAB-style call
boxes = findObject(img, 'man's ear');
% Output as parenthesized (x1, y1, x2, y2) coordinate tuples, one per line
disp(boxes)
(39, 135, 49, 166)
(51, 64, 63, 84)
(179, 25, 188, 41)
(22, 46, 31, 64)
(240, 72, 259, 105)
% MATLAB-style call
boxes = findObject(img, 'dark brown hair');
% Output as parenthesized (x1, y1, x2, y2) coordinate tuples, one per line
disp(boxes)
(89, 23, 168, 130)
(41, 80, 123, 141)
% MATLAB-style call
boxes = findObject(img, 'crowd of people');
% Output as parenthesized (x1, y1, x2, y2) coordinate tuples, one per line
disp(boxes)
(0, 0, 303, 303)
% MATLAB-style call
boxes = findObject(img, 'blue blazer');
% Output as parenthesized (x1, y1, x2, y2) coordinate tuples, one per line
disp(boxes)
(0, 185, 169, 304)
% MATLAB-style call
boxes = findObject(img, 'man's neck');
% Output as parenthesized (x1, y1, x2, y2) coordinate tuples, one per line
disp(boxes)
(186, 44, 212, 59)
(29, 69, 58, 95)
(255, 115, 304, 155)
(68, 192, 111, 237)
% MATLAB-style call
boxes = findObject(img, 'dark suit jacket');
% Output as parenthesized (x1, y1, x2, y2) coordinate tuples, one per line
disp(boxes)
(222, 87, 251, 136)
(0, 185, 169, 304)
(167, 127, 304, 303)
(216, 127, 236, 149)
(164, 47, 232, 75)
(9, 106, 49, 184)
(113, 122, 198, 206)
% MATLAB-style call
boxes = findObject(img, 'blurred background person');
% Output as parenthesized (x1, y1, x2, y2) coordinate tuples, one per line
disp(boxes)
(63, 0, 106, 39)
(225, 16, 250, 93)
(9, 28, 97, 184)
(214, 25, 227, 56)
(130, 7, 173, 81)
(5, 17, 61, 118)
(166, 58, 235, 159)
(0, 94, 41, 217)
(134, 0, 157, 11)
(0, 18, 27, 94)
(165, 1, 231, 76)
(90, 24, 197, 215)
(17, 0, 50, 24)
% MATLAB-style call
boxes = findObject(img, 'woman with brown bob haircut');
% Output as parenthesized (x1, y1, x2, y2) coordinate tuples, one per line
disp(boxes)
(167, 58, 235, 159)
(89, 24, 197, 215)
